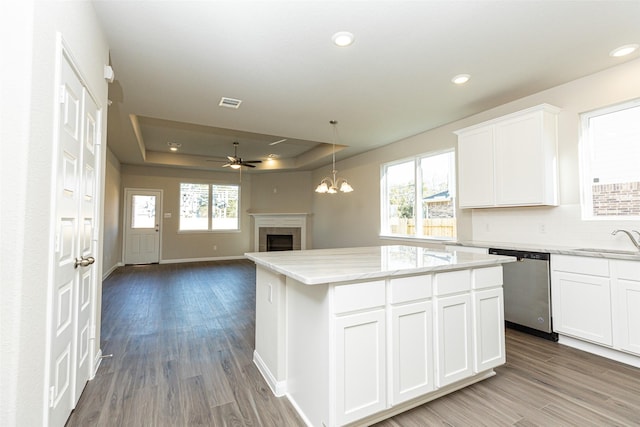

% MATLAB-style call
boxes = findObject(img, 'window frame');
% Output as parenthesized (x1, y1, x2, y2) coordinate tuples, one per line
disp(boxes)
(179, 182, 241, 233)
(380, 149, 456, 241)
(579, 98, 640, 220)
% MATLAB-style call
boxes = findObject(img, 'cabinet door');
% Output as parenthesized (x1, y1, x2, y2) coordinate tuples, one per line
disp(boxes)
(494, 112, 546, 205)
(335, 309, 386, 425)
(473, 288, 505, 373)
(391, 301, 434, 405)
(615, 278, 640, 355)
(435, 294, 473, 387)
(457, 126, 495, 208)
(552, 271, 612, 345)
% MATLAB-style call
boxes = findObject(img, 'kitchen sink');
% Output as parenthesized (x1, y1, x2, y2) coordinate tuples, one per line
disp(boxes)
(575, 248, 640, 256)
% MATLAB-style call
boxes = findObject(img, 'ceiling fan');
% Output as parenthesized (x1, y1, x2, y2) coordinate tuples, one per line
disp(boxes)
(216, 141, 263, 169)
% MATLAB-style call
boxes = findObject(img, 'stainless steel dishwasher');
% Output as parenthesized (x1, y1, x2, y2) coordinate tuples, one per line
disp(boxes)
(489, 248, 558, 341)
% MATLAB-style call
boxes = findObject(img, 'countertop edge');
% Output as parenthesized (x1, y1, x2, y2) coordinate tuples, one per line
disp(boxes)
(245, 250, 515, 285)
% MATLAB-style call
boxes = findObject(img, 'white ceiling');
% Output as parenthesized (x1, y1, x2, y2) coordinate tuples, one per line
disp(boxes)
(93, 0, 640, 172)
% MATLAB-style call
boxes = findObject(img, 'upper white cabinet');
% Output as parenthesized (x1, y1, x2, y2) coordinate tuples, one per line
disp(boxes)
(455, 104, 561, 208)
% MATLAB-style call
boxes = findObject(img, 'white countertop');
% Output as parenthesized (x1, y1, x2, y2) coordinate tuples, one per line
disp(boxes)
(451, 240, 640, 261)
(245, 245, 515, 285)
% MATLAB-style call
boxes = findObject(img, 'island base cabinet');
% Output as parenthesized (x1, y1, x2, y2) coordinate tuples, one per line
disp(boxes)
(435, 294, 473, 388)
(335, 309, 387, 426)
(391, 301, 434, 405)
(473, 288, 505, 372)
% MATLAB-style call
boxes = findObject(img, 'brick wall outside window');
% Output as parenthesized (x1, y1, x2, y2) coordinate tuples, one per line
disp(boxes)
(592, 181, 640, 216)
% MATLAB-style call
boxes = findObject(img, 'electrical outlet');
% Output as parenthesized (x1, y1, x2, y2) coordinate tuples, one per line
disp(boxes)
(538, 223, 546, 234)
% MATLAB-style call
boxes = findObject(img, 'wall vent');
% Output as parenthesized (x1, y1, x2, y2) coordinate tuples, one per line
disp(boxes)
(219, 97, 242, 109)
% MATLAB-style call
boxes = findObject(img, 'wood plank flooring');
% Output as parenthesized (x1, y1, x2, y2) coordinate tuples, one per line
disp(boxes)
(67, 260, 640, 426)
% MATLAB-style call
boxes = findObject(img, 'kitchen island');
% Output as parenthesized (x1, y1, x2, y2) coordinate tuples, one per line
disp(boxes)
(245, 245, 515, 427)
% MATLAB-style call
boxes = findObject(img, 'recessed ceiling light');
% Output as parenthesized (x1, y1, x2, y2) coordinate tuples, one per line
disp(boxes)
(609, 44, 639, 57)
(332, 31, 355, 47)
(452, 74, 471, 85)
(167, 141, 181, 152)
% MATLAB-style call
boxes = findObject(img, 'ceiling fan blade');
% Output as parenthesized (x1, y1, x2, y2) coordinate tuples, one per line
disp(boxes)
(243, 160, 262, 163)
(242, 163, 257, 168)
(222, 163, 231, 167)
(227, 155, 237, 162)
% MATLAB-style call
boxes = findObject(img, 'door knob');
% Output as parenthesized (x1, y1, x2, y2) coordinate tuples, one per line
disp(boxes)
(74, 256, 95, 269)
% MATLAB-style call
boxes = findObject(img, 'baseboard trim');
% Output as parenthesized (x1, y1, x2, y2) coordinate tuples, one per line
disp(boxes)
(92, 349, 103, 379)
(558, 334, 640, 369)
(160, 255, 246, 264)
(253, 350, 287, 397)
(102, 262, 123, 280)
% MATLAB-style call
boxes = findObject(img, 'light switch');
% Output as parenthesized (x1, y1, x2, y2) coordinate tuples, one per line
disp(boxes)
(164, 213, 171, 218)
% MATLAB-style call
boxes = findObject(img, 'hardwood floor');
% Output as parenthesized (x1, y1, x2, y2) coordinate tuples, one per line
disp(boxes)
(67, 260, 640, 426)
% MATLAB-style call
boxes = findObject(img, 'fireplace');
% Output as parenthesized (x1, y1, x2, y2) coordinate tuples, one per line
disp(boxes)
(267, 234, 294, 251)
(250, 213, 309, 252)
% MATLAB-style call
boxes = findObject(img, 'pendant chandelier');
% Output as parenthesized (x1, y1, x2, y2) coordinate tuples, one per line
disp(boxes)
(315, 120, 354, 194)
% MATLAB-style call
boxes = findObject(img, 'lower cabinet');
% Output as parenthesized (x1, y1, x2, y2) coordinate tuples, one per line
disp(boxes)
(552, 270, 612, 345)
(390, 300, 434, 405)
(434, 293, 473, 387)
(612, 260, 640, 355)
(335, 309, 387, 426)
(552, 255, 640, 358)
(473, 287, 505, 373)
(330, 267, 504, 425)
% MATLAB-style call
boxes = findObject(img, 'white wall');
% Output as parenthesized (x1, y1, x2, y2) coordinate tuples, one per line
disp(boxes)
(0, 1, 109, 425)
(311, 58, 640, 252)
(103, 147, 122, 277)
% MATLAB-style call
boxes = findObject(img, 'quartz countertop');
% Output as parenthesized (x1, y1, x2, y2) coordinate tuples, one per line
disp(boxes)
(450, 241, 640, 261)
(245, 245, 515, 285)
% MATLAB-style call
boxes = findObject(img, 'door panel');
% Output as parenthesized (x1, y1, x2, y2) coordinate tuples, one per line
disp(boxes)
(49, 51, 101, 427)
(124, 189, 161, 264)
(50, 53, 83, 427)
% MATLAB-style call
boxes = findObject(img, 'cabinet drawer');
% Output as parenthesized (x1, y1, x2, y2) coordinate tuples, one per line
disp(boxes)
(433, 270, 471, 296)
(472, 266, 502, 290)
(333, 280, 385, 314)
(551, 254, 609, 277)
(613, 260, 640, 281)
(390, 275, 432, 304)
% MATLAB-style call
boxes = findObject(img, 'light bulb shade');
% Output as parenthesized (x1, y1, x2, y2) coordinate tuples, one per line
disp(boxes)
(315, 182, 329, 193)
(230, 164, 241, 169)
(339, 181, 354, 192)
(327, 186, 337, 194)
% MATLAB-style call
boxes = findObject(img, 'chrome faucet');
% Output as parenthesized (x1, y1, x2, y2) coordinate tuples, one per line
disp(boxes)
(612, 229, 640, 251)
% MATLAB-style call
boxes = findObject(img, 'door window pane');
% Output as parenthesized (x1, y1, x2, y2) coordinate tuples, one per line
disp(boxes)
(180, 183, 209, 230)
(131, 195, 156, 229)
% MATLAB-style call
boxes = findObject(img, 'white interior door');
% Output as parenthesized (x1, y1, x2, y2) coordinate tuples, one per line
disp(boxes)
(124, 188, 161, 264)
(49, 51, 99, 427)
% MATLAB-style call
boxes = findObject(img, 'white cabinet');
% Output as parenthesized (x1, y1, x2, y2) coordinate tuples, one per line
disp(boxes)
(551, 255, 612, 345)
(389, 275, 434, 405)
(335, 309, 387, 425)
(457, 126, 495, 207)
(471, 266, 505, 372)
(433, 270, 473, 387)
(456, 104, 560, 208)
(612, 260, 640, 355)
(333, 280, 386, 425)
(435, 293, 473, 387)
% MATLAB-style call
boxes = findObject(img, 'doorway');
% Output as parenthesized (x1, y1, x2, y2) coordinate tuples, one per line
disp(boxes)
(123, 188, 162, 264)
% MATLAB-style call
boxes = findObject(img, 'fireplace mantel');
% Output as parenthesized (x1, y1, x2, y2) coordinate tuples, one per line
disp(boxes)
(249, 213, 311, 252)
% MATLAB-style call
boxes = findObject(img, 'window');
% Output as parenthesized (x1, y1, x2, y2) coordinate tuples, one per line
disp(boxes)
(580, 99, 640, 219)
(381, 150, 456, 239)
(180, 183, 240, 231)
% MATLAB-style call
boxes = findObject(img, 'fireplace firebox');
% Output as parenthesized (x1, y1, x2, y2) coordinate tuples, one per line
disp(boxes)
(266, 234, 294, 252)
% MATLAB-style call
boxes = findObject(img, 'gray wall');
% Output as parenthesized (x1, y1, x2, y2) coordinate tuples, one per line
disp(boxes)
(119, 166, 313, 261)
(103, 148, 122, 276)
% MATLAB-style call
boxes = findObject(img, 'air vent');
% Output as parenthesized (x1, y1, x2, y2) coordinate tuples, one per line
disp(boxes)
(219, 97, 242, 109)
